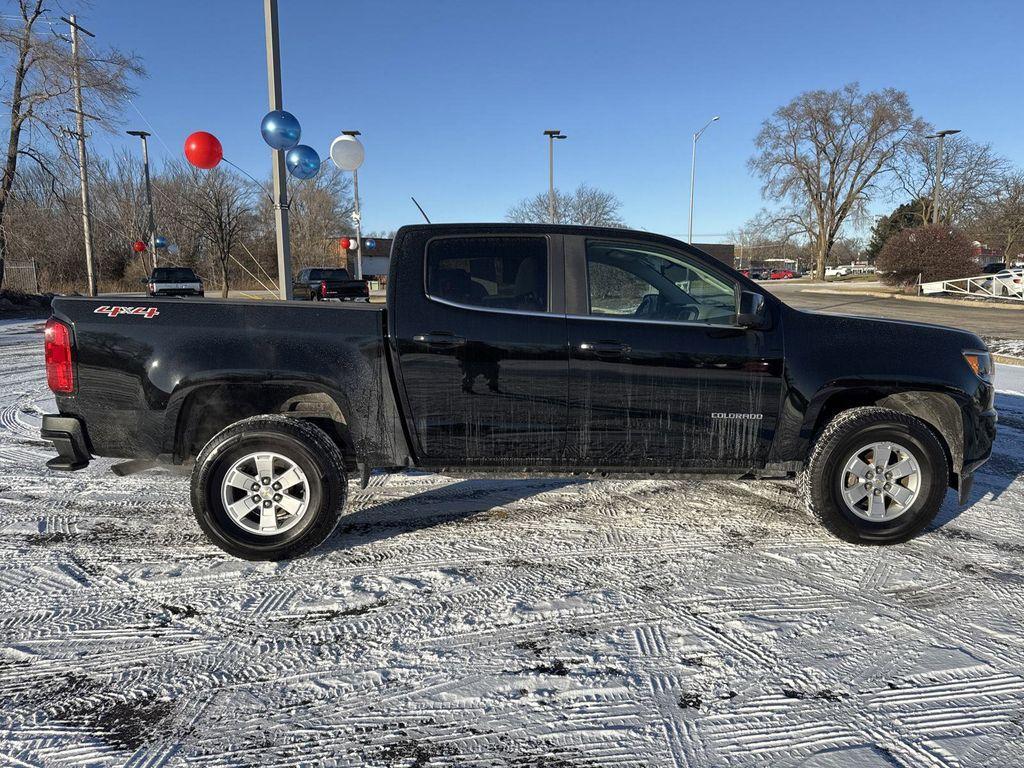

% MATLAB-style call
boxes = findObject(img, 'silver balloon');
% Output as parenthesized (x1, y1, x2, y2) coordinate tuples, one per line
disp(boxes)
(330, 134, 365, 171)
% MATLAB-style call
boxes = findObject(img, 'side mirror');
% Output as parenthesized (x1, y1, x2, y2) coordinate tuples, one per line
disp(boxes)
(737, 290, 767, 329)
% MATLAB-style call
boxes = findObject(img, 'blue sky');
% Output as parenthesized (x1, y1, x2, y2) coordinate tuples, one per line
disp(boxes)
(88, 0, 1024, 241)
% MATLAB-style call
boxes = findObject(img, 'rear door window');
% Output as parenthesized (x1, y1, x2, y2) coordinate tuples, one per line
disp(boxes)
(426, 236, 548, 312)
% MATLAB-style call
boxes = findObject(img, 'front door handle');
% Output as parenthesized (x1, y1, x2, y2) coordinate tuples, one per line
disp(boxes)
(413, 332, 466, 349)
(579, 341, 629, 357)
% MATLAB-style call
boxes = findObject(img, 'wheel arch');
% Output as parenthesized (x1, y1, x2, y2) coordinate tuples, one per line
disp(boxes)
(166, 380, 357, 466)
(807, 387, 964, 489)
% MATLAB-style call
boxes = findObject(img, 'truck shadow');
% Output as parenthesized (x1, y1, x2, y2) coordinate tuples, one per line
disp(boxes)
(322, 477, 582, 551)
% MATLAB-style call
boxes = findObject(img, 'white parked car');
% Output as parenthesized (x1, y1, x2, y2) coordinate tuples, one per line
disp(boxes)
(984, 268, 1024, 297)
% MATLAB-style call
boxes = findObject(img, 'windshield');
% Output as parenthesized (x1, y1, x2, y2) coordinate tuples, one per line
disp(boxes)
(152, 268, 198, 282)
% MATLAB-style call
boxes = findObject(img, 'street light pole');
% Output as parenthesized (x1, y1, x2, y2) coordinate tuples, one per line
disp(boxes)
(342, 130, 363, 281)
(127, 130, 157, 270)
(263, 0, 293, 300)
(925, 129, 961, 225)
(543, 130, 566, 223)
(688, 115, 719, 244)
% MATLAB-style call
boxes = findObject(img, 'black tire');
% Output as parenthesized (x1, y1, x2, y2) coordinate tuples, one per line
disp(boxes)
(802, 407, 949, 544)
(190, 415, 347, 560)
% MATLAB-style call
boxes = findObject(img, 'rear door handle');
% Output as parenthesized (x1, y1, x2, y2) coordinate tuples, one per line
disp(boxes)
(413, 332, 466, 349)
(579, 341, 629, 357)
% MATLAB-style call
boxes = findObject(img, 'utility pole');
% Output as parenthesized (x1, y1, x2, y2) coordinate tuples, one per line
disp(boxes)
(64, 15, 97, 297)
(543, 130, 566, 223)
(342, 130, 364, 280)
(688, 115, 719, 244)
(925, 129, 960, 225)
(263, 0, 293, 300)
(127, 130, 157, 270)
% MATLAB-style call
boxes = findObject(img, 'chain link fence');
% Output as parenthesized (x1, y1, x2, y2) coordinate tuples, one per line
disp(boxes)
(2, 261, 39, 294)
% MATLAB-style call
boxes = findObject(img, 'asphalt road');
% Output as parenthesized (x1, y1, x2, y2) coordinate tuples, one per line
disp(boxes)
(765, 281, 1024, 339)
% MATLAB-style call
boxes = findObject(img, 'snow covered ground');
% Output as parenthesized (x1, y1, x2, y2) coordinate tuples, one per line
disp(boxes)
(986, 337, 1024, 360)
(1, 318, 1024, 767)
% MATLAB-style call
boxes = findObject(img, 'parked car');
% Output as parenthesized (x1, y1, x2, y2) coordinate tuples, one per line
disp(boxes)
(749, 267, 771, 280)
(980, 262, 1007, 275)
(770, 269, 795, 279)
(292, 267, 369, 301)
(42, 223, 996, 560)
(145, 267, 204, 297)
(825, 266, 852, 278)
(983, 268, 1024, 296)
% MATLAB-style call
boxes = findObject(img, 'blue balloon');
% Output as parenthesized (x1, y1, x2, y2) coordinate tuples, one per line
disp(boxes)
(286, 144, 320, 179)
(154, 235, 167, 249)
(260, 110, 301, 150)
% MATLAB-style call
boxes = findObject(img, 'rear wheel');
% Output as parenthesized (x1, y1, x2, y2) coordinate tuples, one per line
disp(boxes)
(191, 415, 347, 560)
(802, 407, 948, 543)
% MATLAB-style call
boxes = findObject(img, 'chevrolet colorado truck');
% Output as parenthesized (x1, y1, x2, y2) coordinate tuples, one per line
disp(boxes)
(41, 224, 997, 559)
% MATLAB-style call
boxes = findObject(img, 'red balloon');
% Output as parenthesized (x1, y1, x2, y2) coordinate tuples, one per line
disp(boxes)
(339, 237, 351, 250)
(184, 131, 223, 170)
(132, 240, 147, 253)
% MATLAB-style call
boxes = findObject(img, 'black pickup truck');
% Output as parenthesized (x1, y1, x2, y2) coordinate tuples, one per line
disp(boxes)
(41, 224, 996, 559)
(291, 267, 369, 302)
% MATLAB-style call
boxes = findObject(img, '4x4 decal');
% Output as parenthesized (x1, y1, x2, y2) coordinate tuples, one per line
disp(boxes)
(94, 305, 160, 319)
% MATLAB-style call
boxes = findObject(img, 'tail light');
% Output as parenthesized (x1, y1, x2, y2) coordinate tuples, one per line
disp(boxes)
(44, 318, 74, 394)
(320, 279, 327, 298)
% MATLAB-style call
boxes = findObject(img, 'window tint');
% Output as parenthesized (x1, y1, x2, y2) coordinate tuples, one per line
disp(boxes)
(427, 237, 547, 312)
(586, 242, 736, 324)
(152, 268, 198, 282)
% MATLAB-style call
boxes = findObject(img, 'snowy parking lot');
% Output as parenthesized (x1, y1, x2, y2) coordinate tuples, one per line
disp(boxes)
(2, 317, 1024, 767)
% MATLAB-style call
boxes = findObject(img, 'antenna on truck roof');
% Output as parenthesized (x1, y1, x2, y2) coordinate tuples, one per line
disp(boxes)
(411, 196, 431, 224)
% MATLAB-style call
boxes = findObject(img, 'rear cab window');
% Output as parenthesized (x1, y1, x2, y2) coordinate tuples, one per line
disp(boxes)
(426, 236, 548, 312)
(308, 269, 350, 281)
(152, 268, 199, 282)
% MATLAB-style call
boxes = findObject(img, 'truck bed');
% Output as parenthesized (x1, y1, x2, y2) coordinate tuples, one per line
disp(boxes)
(50, 296, 410, 467)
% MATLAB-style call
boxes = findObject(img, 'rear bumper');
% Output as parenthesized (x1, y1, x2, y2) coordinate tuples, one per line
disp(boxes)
(41, 414, 91, 470)
(151, 289, 204, 297)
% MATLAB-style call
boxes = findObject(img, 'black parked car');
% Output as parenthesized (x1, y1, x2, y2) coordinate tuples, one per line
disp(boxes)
(145, 267, 204, 297)
(981, 262, 1007, 275)
(292, 267, 369, 301)
(42, 223, 996, 560)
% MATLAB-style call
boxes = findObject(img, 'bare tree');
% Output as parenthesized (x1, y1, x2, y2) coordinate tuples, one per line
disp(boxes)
(180, 168, 254, 297)
(749, 83, 923, 279)
(892, 133, 1009, 225)
(0, 1, 143, 287)
(970, 171, 1024, 264)
(507, 183, 625, 227)
(261, 165, 354, 270)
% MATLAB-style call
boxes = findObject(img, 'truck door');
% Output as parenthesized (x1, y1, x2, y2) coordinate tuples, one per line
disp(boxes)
(564, 236, 783, 469)
(392, 233, 568, 466)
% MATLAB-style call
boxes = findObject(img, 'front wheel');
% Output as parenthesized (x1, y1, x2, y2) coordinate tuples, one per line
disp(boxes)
(802, 407, 948, 544)
(191, 415, 347, 560)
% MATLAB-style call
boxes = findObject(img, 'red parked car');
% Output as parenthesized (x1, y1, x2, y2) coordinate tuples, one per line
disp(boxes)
(770, 269, 795, 280)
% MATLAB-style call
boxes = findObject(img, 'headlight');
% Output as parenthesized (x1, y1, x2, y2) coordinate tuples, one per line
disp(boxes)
(963, 350, 993, 381)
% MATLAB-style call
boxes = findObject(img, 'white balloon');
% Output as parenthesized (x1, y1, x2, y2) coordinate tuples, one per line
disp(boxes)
(329, 134, 365, 171)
